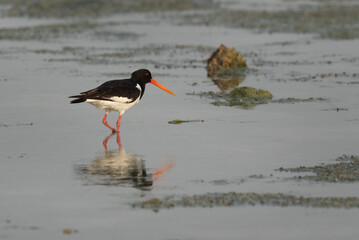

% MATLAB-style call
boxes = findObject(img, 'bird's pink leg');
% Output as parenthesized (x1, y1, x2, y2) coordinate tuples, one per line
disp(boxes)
(102, 112, 116, 132)
(116, 114, 122, 133)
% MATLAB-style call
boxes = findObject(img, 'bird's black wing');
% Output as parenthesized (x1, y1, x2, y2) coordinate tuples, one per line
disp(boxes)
(69, 79, 141, 104)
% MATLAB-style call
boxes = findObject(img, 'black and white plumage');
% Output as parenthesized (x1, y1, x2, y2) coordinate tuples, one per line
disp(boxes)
(69, 69, 175, 132)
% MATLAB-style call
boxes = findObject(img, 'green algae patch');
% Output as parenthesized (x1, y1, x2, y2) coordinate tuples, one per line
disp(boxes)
(141, 198, 165, 209)
(34, 49, 60, 54)
(168, 119, 204, 124)
(228, 87, 272, 99)
(189, 86, 273, 109)
(35, 44, 202, 66)
(8, 0, 217, 18)
(220, 87, 273, 108)
(99, 52, 133, 58)
(0, 21, 140, 42)
(0, 122, 33, 128)
(273, 97, 327, 104)
(32, 46, 136, 65)
(278, 155, 359, 182)
(0, 21, 98, 40)
(94, 31, 139, 42)
(132, 192, 359, 210)
(188, 88, 328, 109)
(179, 3, 359, 40)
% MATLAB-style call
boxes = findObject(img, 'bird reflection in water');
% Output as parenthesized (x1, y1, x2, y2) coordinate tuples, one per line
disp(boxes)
(78, 133, 174, 190)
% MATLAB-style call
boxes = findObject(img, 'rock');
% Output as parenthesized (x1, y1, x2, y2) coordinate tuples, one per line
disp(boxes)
(207, 44, 247, 77)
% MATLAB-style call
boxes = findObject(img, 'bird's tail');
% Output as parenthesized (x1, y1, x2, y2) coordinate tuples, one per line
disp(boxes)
(69, 95, 86, 104)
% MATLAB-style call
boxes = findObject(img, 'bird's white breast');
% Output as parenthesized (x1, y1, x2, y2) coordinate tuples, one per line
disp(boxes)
(86, 84, 141, 112)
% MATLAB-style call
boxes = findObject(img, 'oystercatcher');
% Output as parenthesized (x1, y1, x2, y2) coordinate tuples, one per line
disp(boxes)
(69, 69, 175, 132)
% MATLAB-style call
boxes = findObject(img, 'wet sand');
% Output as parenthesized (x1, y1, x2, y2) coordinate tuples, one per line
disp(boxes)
(0, 0, 359, 239)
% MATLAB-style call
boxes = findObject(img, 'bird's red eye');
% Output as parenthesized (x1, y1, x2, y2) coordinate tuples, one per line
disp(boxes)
(145, 73, 149, 76)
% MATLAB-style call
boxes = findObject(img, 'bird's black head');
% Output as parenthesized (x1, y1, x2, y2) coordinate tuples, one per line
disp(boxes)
(130, 69, 175, 98)
(131, 69, 152, 84)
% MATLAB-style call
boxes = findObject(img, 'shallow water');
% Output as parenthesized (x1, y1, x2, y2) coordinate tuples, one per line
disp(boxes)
(1, 0, 359, 239)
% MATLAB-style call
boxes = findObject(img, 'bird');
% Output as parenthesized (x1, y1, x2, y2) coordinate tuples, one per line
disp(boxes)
(69, 69, 175, 132)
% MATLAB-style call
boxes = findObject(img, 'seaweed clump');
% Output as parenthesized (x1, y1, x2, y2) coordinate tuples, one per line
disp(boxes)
(278, 155, 359, 182)
(227, 86, 272, 99)
(220, 86, 272, 108)
(191, 86, 272, 109)
(168, 119, 204, 124)
(188, 88, 328, 109)
(0, 21, 98, 40)
(180, 4, 359, 40)
(132, 192, 359, 211)
(8, 0, 217, 18)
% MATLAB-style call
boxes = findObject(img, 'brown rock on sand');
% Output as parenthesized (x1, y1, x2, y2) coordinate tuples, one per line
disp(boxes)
(207, 44, 247, 77)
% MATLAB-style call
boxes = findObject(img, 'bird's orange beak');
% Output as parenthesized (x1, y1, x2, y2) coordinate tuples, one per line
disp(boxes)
(150, 78, 175, 96)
